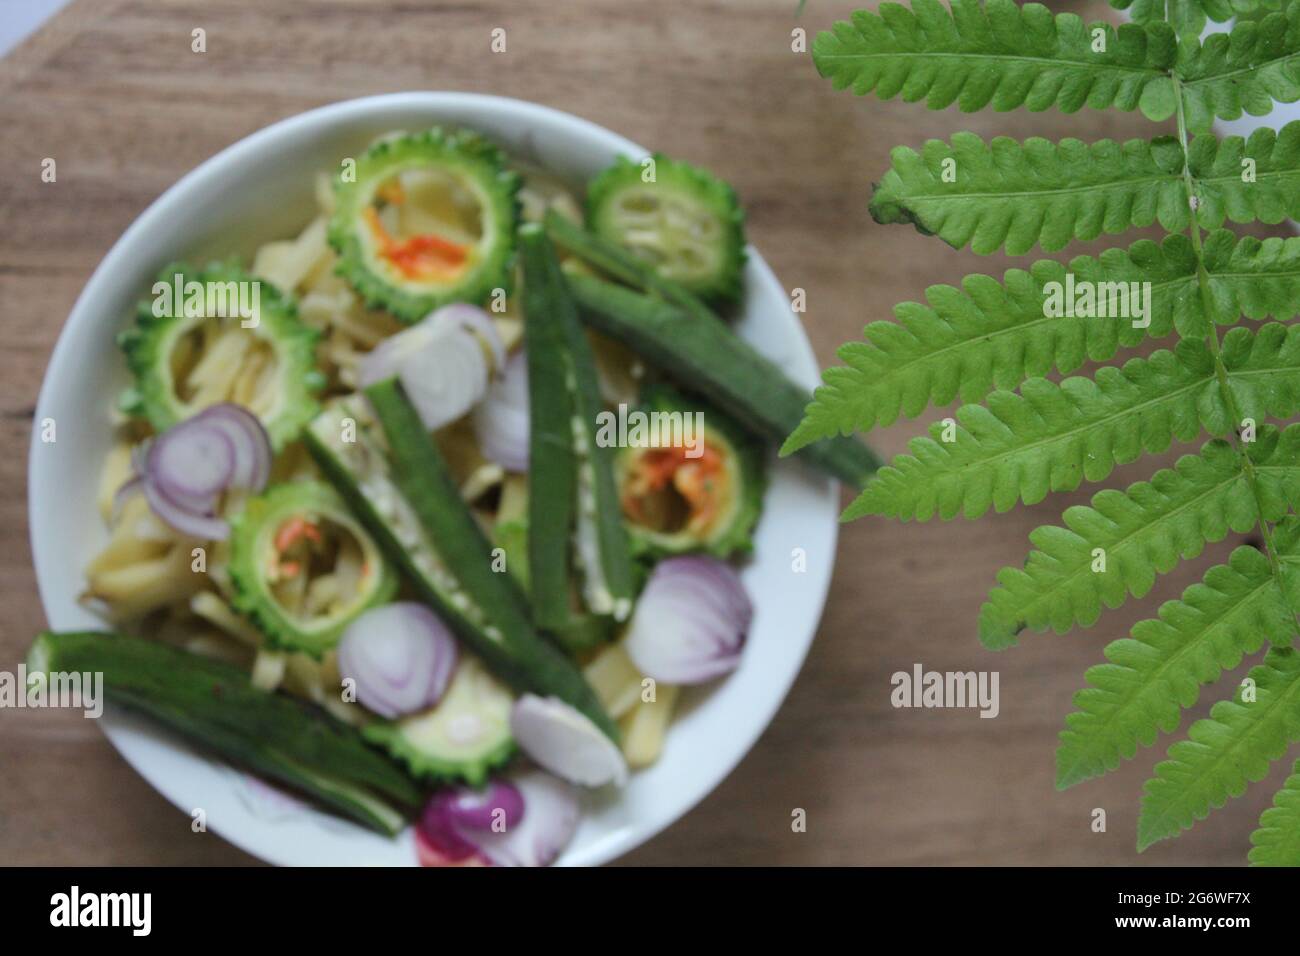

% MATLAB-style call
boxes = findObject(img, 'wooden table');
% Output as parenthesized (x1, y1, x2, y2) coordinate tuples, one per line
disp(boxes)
(0, 0, 1282, 865)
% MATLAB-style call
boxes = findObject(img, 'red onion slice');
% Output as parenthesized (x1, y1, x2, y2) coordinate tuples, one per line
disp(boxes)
(146, 419, 236, 507)
(195, 403, 272, 492)
(510, 694, 628, 788)
(130, 403, 273, 540)
(430, 303, 505, 373)
(624, 556, 753, 684)
(418, 771, 576, 867)
(140, 472, 231, 540)
(337, 603, 458, 719)
(358, 305, 497, 431)
(447, 780, 525, 831)
(471, 350, 529, 473)
(470, 770, 580, 867)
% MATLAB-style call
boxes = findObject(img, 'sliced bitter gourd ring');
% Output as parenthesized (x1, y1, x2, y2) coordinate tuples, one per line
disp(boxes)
(118, 261, 323, 450)
(229, 481, 398, 657)
(617, 385, 766, 558)
(328, 129, 521, 322)
(586, 154, 747, 303)
(364, 654, 515, 785)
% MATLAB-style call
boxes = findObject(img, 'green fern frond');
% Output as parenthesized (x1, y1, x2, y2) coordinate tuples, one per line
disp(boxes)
(1218, 322, 1300, 422)
(1057, 544, 1295, 791)
(981, 425, 1300, 648)
(1138, 643, 1300, 851)
(783, 237, 1196, 454)
(784, 230, 1300, 456)
(870, 133, 1188, 254)
(845, 343, 1223, 522)
(979, 439, 1257, 648)
(812, 0, 1175, 116)
(1177, 7, 1300, 134)
(850, 324, 1300, 522)
(1248, 758, 1300, 864)
(1194, 230, 1300, 335)
(1190, 122, 1300, 229)
(805, 0, 1300, 862)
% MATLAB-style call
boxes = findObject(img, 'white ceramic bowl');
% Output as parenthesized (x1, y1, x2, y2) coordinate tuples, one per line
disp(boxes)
(28, 93, 838, 866)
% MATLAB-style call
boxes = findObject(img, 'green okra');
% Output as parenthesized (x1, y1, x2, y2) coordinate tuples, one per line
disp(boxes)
(520, 223, 637, 628)
(565, 271, 880, 487)
(360, 376, 619, 740)
(544, 209, 722, 328)
(27, 630, 418, 835)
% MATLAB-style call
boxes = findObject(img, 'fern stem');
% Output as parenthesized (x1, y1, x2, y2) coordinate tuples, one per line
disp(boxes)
(1171, 69, 1299, 640)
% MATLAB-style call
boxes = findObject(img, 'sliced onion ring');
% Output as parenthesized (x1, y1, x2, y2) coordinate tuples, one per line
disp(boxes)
(195, 402, 272, 491)
(510, 694, 628, 788)
(146, 419, 236, 508)
(448, 780, 525, 831)
(358, 305, 499, 431)
(430, 303, 505, 373)
(133, 402, 273, 540)
(336, 603, 458, 719)
(418, 770, 579, 867)
(472, 770, 579, 867)
(472, 350, 529, 472)
(140, 472, 231, 540)
(624, 555, 752, 684)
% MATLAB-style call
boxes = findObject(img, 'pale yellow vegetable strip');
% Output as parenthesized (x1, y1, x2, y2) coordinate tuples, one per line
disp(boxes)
(582, 643, 643, 720)
(620, 684, 680, 768)
(190, 591, 264, 647)
(96, 442, 134, 524)
(250, 649, 288, 691)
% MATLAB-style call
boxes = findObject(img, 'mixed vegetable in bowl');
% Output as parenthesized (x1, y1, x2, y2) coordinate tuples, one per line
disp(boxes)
(29, 126, 874, 865)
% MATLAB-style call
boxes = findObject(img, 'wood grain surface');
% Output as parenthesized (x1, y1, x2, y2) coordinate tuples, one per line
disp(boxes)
(0, 0, 1286, 866)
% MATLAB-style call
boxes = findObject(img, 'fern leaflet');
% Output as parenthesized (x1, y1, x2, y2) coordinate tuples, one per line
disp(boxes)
(869, 133, 1189, 255)
(1056, 523, 1300, 791)
(1138, 645, 1300, 850)
(787, 231, 1300, 454)
(812, 0, 1174, 116)
(1248, 758, 1300, 864)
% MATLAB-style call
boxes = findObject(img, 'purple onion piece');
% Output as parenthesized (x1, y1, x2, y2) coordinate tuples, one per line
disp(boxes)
(472, 349, 529, 473)
(418, 770, 579, 867)
(336, 603, 458, 719)
(510, 694, 627, 788)
(624, 555, 753, 685)
(146, 420, 235, 508)
(447, 780, 525, 831)
(194, 403, 272, 491)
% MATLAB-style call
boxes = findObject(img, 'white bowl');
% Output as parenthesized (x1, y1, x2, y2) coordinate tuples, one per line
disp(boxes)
(28, 93, 838, 866)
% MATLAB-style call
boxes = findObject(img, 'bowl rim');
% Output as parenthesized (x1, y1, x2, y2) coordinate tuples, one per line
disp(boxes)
(28, 91, 838, 866)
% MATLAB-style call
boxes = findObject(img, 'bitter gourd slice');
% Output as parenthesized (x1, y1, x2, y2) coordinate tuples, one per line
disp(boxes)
(586, 154, 747, 302)
(117, 261, 323, 449)
(228, 481, 398, 657)
(328, 128, 521, 322)
(617, 384, 766, 558)
(545, 208, 721, 328)
(27, 630, 420, 835)
(363, 654, 515, 785)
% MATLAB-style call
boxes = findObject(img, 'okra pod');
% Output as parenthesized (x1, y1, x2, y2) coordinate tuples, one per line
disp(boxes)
(27, 630, 418, 835)
(544, 209, 720, 328)
(360, 377, 619, 740)
(520, 223, 637, 625)
(565, 272, 880, 487)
